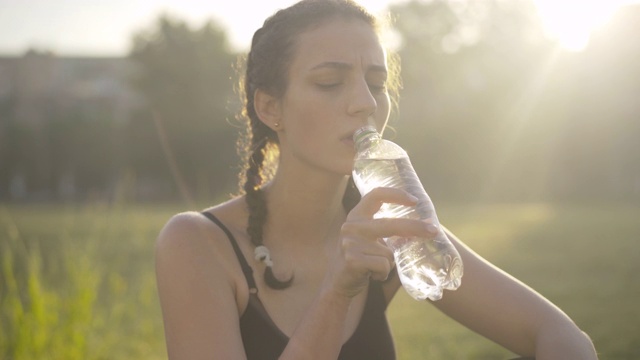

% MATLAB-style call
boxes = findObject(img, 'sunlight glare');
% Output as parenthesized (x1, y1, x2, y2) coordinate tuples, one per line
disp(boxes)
(534, 0, 625, 51)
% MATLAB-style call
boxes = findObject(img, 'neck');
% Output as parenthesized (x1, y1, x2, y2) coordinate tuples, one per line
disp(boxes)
(263, 169, 349, 245)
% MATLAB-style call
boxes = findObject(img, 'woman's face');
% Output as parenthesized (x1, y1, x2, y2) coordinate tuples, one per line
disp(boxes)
(275, 18, 390, 176)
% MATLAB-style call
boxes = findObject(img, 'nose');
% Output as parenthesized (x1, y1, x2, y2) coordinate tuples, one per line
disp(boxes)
(347, 78, 377, 118)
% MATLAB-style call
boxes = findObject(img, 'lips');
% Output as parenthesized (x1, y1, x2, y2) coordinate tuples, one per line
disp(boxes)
(342, 138, 355, 148)
(341, 131, 357, 147)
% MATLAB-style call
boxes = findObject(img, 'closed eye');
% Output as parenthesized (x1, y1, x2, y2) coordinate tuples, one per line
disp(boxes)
(368, 83, 387, 94)
(316, 83, 343, 90)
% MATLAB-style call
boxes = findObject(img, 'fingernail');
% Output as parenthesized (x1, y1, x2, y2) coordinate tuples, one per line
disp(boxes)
(426, 223, 439, 234)
(408, 194, 419, 202)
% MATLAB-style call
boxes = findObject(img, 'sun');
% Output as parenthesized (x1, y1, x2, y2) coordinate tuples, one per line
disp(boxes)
(533, 0, 630, 51)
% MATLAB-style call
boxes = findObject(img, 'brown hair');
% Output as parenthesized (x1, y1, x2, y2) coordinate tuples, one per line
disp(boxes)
(236, 0, 400, 289)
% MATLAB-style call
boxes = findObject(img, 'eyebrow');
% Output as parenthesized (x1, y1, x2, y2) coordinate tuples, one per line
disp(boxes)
(310, 61, 387, 74)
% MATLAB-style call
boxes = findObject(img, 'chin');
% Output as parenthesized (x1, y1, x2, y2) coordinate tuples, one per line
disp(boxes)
(338, 163, 355, 177)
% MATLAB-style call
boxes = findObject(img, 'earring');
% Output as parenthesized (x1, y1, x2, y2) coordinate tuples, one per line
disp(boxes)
(273, 122, 280, 128)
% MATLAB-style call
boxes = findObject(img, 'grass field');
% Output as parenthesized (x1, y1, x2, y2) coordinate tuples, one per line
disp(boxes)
(1, 202, 639, 359)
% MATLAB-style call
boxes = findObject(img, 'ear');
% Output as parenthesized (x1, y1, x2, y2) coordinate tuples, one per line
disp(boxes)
(254, 88, 282, 131)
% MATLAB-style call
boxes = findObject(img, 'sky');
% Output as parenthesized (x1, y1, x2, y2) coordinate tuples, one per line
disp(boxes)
(0, 0, 637, 56)
(0, 0, 401, 55)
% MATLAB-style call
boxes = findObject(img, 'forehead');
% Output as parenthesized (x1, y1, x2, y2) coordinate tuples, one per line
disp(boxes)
(289, 18, 386, 72)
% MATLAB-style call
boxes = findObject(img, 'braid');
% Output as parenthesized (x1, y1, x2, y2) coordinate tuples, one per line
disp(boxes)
(242, 124, 294, 289)
(243, 139, 267, 248)
(236, 0, 381, 290)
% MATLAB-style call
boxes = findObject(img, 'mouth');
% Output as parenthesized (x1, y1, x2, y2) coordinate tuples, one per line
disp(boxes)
(341, 131, 357, 148)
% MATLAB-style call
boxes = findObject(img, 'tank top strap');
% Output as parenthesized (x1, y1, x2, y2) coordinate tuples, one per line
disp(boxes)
(201, 211, 258, 293)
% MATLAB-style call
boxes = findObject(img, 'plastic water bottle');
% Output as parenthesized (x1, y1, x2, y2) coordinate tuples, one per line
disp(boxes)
(352, 125, 463, 301)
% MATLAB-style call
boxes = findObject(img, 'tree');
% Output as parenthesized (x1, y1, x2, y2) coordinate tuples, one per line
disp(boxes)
(548, 5, 640, 201)
(389, 0, 556, 201)
(128, 15, 238, 202)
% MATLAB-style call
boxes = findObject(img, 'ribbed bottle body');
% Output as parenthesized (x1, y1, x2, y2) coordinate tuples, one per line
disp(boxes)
(352, 127, 463, 301)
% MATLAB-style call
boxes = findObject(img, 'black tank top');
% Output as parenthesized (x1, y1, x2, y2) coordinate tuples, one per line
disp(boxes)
(202, 212, 396, 360)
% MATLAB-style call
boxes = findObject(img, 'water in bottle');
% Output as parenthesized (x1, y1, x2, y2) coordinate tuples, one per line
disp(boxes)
(352, 125, 463, 301)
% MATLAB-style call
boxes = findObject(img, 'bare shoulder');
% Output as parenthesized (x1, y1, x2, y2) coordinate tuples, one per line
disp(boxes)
(154, 197, 249, 295)
(155, 211, 228, 290)
(154, 200, 251, 358)
(155, 197, 246, 258)
(155, 210, 217, 254)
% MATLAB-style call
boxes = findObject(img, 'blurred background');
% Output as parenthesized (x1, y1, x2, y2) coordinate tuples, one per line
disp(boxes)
(1, 0, 639, 359)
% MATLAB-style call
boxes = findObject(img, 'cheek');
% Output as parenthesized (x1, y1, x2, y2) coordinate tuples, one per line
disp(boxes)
(280, 95, 332, 151)
(286, 98, 324, 132)
(284, 86, 337, 132)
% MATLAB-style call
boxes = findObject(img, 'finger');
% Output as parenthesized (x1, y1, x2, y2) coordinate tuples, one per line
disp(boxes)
(368, 256, 394, 281)
(348, 187, 418, 220)
(341, 235, 395, 261)
(341, 242, 395, 281)
(342, 217, 439, 241)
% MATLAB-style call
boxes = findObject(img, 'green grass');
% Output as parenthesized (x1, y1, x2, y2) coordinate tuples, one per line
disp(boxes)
(1, 202, 638, 359)
(0, 203, 176, 359)
(389, 202, 640, 359)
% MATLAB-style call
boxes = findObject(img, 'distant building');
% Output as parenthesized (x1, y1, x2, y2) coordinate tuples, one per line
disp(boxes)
(0, 50, 144, 201)
(0, 50, 140, 128)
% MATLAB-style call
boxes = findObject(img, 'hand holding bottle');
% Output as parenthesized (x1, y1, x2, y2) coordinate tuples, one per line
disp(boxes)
(352, 125, 463, 301)
(326, 187, 436, 299)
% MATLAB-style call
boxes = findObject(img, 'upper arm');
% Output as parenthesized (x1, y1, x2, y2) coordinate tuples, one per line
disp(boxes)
(155, 212, 247, 360)
(431, 227, 580, 356)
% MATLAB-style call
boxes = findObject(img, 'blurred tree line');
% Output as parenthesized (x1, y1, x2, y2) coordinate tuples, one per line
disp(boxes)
(1, 0, 639, 204)
(389, 0, 640, 203)
(126, 15, 237, 203)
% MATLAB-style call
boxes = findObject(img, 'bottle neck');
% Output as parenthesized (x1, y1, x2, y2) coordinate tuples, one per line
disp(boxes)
(354, 126, 381, 151)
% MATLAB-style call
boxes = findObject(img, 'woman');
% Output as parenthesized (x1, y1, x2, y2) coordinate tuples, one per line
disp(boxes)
(155, 0, 598, 359)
